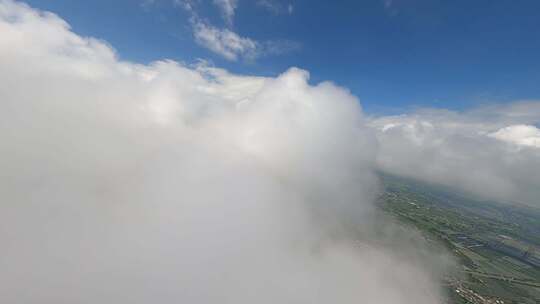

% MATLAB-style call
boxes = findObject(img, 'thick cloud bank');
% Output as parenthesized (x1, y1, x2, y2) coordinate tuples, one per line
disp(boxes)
(372, 102, 540, 206)
(0, 1, 444, 303)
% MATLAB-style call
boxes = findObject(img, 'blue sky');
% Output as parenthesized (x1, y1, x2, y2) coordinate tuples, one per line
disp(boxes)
(24, 0, 540, 114)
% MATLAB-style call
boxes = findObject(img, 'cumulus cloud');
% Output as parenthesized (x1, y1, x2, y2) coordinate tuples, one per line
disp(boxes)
(489, 124, 540, 148)
(0, 1, 445, 303)
(371, 103, 540, 206)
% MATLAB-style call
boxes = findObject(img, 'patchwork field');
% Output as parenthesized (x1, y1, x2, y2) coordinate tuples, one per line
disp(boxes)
(379, 174, 540, 304)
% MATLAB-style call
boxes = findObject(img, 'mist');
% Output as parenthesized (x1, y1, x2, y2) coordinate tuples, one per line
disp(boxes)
(0, 1, 445, 303)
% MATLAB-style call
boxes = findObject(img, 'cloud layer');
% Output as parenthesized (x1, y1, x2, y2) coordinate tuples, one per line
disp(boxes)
(2, 2, 539, 304)
(0, 1, 445, 303)
(371, 103, 540, 206)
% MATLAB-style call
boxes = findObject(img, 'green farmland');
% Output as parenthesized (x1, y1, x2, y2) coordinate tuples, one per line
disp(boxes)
(379, 174, 540, 304)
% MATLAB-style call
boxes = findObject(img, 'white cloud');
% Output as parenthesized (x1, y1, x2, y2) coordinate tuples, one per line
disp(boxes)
(5, 5, 540, 304)
(192, 18, 299, 61)
(0, 1, 446, 303)
(213, 0, 237, 26)
(180, 1, 298, 61)
(175, 0, 197, 12)
(489, 124, 540, 148)
(193, 20, 258, 61)
(371, 103, 540, 206)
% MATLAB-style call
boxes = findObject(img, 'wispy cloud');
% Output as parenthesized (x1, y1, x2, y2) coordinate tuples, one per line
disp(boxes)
(140, 0, 157, 10)
(175, 0, 298, 61)
(174, 0, 196, 11)
(257, 0, 294, 15)
(192, 19, 300, 61)
(192, 20, 257, 61)
(213, 0, 238, 26)
(382, 0, 399, 16)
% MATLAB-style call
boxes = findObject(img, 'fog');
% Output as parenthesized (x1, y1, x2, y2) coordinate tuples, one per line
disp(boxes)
(0, 1, 446, 303)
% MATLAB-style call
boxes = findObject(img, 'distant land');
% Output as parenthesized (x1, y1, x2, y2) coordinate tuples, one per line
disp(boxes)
(379, 174, 540, 304)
